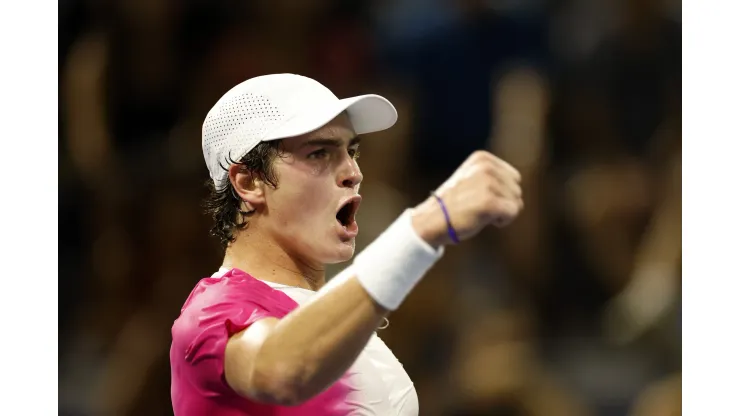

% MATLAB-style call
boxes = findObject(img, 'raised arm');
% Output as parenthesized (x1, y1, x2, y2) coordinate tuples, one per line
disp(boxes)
(224, 150, 523, 405)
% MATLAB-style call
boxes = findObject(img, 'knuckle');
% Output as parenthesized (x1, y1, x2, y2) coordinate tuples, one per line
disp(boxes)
(478, 165, 494, 179)
(500, 199, 519, 217)
(486, 162, 499, 175)
(511, 168, 522, 183)
(512, 184, 523, 198)
(471, 150, 494, 165)
(474, 163, 494, 178)
(472, 150, 490, 159)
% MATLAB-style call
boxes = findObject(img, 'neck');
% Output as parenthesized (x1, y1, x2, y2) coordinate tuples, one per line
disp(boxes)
(221, 228, 326, 291)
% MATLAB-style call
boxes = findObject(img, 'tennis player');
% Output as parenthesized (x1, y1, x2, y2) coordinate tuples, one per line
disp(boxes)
(170, 74, 523, 415)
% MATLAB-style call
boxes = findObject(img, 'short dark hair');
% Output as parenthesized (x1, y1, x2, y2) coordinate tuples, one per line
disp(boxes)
(203, 140, 283, 248)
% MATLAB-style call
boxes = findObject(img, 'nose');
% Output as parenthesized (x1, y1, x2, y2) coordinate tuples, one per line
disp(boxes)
(338, 157, 363, 189)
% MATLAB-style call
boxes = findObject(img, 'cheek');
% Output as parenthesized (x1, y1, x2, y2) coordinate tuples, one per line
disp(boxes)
(272, 172, 334, 225)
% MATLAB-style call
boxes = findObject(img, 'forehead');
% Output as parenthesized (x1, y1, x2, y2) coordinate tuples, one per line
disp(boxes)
(283, 113, 357, 148)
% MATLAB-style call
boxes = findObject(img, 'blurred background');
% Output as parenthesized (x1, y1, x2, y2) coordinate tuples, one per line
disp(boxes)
(59, 0, 681, 415)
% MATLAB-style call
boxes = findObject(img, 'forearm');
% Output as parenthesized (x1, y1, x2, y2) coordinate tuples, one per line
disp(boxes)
(255, 274, 386, 402)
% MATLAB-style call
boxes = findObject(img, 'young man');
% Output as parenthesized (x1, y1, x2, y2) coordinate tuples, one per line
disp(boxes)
(170, 74, 523, 415)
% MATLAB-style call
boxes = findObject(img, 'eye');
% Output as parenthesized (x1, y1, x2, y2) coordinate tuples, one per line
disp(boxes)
(348, 147, 360, 160)
(308, 148, 329, 159)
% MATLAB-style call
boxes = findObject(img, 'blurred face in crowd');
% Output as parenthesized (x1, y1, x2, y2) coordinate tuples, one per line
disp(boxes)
(239, 113, 363, 266)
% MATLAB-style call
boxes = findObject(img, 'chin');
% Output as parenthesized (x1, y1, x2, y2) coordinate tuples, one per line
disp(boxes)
(323, 241, 356, 264)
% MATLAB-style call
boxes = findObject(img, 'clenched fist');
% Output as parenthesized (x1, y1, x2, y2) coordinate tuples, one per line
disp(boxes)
(411, 151, 523, 247)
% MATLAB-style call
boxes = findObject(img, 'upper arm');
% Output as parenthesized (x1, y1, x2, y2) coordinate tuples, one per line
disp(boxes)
(223, 317, 284, 402)
(175, 281, 288, 401)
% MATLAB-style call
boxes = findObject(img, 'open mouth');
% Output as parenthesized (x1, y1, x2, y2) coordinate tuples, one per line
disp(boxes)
(336, 197, 361, 228)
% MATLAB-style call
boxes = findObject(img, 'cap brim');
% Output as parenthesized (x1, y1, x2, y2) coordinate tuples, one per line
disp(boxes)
(263, 94, 397, 141)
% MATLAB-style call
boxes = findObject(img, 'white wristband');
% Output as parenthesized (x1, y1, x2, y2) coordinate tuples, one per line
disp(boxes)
(351, 209, 444, 310)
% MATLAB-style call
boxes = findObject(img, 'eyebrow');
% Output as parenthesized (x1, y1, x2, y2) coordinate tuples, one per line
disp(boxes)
(302, 136, 361, 148)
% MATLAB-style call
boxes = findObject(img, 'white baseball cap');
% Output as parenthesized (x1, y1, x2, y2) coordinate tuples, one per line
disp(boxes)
(202, 73, 398, 189)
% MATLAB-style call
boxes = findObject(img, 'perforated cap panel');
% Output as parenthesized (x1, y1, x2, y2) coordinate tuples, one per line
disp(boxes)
(203, 90, 285, 183)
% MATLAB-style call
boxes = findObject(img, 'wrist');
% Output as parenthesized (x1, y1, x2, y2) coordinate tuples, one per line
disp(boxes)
(411, 197, 450, 248)
(351, 209, 445, 310)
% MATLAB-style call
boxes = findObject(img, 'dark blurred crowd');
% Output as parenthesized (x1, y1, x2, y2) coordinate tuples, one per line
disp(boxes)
(59, 0, 682, 415)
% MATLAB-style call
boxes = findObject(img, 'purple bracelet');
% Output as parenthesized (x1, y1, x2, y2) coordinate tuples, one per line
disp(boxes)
(431, 193, 460, 244)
